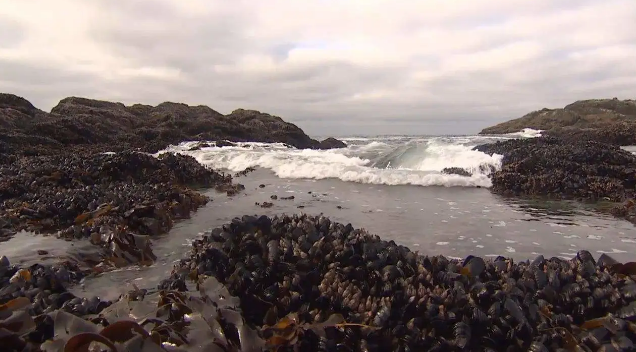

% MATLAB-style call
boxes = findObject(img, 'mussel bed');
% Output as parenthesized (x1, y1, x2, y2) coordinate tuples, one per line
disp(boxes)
(2, 214, 636, 352)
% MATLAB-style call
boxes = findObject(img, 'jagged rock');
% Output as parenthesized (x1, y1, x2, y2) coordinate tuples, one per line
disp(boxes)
(188, 142, 212, 151)
(0, 93, 342, 155)
(441, 167, 472, 177)
(0, 151, 231, 240)
(214, 140, 236, 148)
(475, 137, 636, 202)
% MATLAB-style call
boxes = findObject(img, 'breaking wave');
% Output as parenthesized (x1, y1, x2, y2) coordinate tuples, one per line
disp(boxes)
(505, 128, 543, 138)
(163, 136, 505, 188)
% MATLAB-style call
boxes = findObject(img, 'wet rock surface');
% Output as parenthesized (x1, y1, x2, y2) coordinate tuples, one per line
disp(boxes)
(152, 214, 636, 351)
(318, 137, 347, 149)
(0, 93, 345, 155)
(475, 136, 636, 225)
(440, 165, 497, 178)
(0, 149, 234, 271)
(0, 151, 227, 239)
(0, 255, 115, 352)
(4, 214, 636, 352)
(442, 167, 473, 177)
(475, 137, 636, 201)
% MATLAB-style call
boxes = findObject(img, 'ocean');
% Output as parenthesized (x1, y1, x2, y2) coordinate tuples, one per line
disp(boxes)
(4, 129, 635, 300)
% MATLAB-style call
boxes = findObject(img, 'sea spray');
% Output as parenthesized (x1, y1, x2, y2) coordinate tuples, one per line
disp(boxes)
(164, 135, 509, 188)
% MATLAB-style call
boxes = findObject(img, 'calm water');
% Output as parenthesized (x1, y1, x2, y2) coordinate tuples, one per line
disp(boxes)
(65, 168, 635, 300)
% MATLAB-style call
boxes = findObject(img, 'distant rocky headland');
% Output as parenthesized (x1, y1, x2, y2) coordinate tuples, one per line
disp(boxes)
(479, 98, 636, 145)
(0, 93, 345, 156)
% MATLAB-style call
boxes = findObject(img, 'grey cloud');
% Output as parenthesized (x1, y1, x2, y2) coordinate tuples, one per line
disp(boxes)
(1, 0, 635, 136)
(0, 59, 105, 109)
(0, 17, 26, 48)
(89, 2, 253, 71)
(0, 60, 91, 85)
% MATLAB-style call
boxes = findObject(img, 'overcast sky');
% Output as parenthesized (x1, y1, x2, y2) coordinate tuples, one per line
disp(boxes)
(1, 0, 635, 136)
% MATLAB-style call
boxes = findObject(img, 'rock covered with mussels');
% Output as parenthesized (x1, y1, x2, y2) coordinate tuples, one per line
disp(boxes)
(155, 214, 636, 352)
(474, 137, 636, 203)
(2, 214, 636, 351)
(0, 150, 238, 271)
(0, 151, 230, 240)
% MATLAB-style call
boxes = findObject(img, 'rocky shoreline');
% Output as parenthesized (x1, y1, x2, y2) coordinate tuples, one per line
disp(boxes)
(472, 97, 636, 225)
(2, 215, 636, 352)
(470, 136, 636, 225)
(0, 92, 347, 259)
(2, 92, 636, 350)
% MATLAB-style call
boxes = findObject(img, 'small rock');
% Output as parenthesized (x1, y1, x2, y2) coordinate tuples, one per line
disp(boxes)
(318, 137, 347, 149)
(215, 140, 236, 148)
(140, 217, 161, 236)
(37, 250, 49, 256)
(441, 167, 472, 177)
(187, 142, 211, 151)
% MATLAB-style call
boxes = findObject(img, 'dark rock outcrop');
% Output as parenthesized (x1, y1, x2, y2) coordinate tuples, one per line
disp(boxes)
(0, 93, 345, 156)
(440, 164, 498, 177)
(0, 151, 231, 243)
(215, 140, 236, 148)
(475, 137, 636, 202)
(6, 216, 636, 351)
(441, 167, 472, 177)
(479, 98, 636, 145)
(154, 214, 636, 352)
(318, 137, 347, 149)
(542, 122, 636, 145)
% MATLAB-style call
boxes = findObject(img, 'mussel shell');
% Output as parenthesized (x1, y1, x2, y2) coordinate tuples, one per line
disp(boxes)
(452, 322, 471, 349)
(597, 253, 619, 268)
(527, 341, 549, 352)
(615, 301, 636, 320)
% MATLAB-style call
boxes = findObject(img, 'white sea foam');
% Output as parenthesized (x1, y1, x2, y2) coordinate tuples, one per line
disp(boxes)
(163, 136, 502, 188)
(505, 128, 543, 138)
(353, 141, 389, 151)
(597, 249, 628, 254)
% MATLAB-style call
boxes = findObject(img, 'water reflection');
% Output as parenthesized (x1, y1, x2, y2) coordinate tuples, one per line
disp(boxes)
(497, 195, 623, 228)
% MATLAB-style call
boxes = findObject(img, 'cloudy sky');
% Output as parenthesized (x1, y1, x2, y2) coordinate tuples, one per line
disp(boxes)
(1, 0, 635, 136)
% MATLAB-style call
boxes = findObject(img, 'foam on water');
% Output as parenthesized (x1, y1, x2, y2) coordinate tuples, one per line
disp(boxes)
(163, 136, 504, 188)
(504, 128, 543, 138)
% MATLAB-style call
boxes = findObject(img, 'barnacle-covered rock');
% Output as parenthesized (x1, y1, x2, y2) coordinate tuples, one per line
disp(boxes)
(156, 214, 636, 351)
